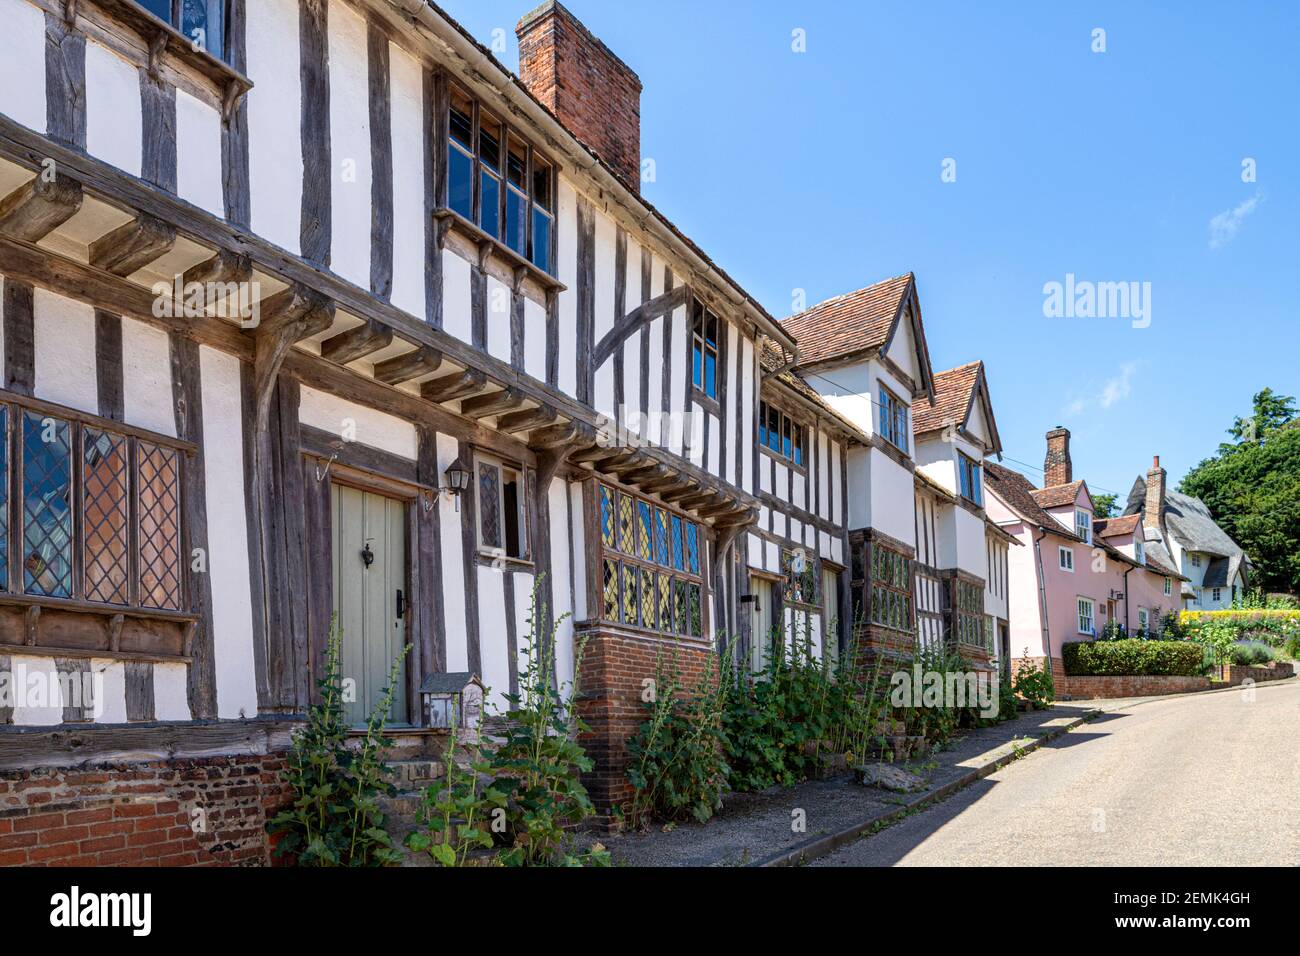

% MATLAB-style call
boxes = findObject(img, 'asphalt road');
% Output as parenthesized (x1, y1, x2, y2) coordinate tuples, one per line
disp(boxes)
(813, 679, 1300, 866)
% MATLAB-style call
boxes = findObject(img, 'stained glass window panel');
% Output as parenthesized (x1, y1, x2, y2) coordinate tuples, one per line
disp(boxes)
(618, 492, 635, 554)
(657, 575, 672, 634)
(637, 500, 652, 560)
(654, 508, 669, 567)
(83, 429, 129, 604)
(621, 563, 637, 625)
(137, 442, 182, 610)
(671, 515, 683, 570)
(603, 558, 619, 620)
(686, 523, 700, 575)
(22, 412, 73, 598)
(640, 569, 655, 630)
(599, 484, 615, 548)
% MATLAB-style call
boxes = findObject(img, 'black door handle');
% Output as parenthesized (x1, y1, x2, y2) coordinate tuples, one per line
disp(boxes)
(396, 589, 406, 619)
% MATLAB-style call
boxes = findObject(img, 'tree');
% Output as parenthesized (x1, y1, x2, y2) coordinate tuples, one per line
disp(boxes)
(1180, 389, 1300, 595)
(1092, 493, 1117, 519)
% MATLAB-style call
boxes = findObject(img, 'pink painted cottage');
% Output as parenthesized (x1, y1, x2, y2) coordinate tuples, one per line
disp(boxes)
(984, 428, 1185, 685)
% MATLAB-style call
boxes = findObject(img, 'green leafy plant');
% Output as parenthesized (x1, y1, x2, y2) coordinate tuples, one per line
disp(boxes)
(625, 647, 731, 826)
(268, 624, 410, 867)
(1013, 651, 1055, 710)
(1228, 640, 1276, 666)
(1062, 638, 1203, 676)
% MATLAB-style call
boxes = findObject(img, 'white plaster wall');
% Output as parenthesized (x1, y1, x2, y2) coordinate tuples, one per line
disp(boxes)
(868, 447, 917, 548)
(707, 412, 720, 475)
(435, 433, 468, 671)
(668, 303, 686, 454)
(122, 317, 177, 437)
(592, 213, 615, 419)
(523, 297, 546, 383)
(885, 311, 921, 384)
(486, 275, 510, 363)
(90, 659, 127, 723)
(556, 179, 577, 397)
(548, 478, 574, 692)
(299, 384, 417, 460)
(200, 345, 259, 719)
(153, 662, 190, 720)
(512, 569, 534, 696)
(8, 656, 62, 726)
(0, 0, 47, 132)
(442, 248, 472, 343)
(85, 40, 142, 177)
(247, 0, 303, 254)
(32, 288, 96, 414)
(569, 482, 586, 622)
(740, 339, 754, 492)
(175, 89, 224, 218)
(328, 0, 371, 288)
(477, 565, 509, 711)
(389, 41, 425, 318)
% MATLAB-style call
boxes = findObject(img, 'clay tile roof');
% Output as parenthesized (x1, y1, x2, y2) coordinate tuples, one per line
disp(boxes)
(1094, 513, 1141, 538)
(1030, 480, 1086, 510)
(913, 361, 981, 436)
(984, 461, 1079, 539)
(779, 274, 913, 367)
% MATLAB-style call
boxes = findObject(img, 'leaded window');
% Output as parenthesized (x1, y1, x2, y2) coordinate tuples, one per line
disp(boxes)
(879, 385, 909, 454)
(781, 548, 818, 607)
(138, 1, 229, 63)
(0, 400, 185, 611)
(594, 481, 705, 638)
(869, 541, 913, 633)
(954, 580, 984, 648)
(690, 299, 720, 400)
(476, 455, 527, 560)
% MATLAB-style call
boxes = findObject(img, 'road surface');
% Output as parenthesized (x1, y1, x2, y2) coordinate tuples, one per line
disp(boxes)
(813, 679, 1300, 866)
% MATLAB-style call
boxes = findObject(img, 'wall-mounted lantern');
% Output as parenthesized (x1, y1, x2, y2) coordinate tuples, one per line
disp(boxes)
(424, 461, 473, 513)
(419, 672, 485, 732)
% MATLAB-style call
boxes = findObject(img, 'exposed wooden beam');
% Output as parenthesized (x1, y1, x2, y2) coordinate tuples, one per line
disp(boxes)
(640, 471, 690, 495)
(421, 367, 486, 403)
(496, 403, 557, 435)
(460, 387, 525, 420)
(0, 172, 83, 242)
(622, 463, 672, 486)
(321, 319, 393, 365)
(182, 249, 252, 287)
(528, 420, 584, 450)
(89, 214, 176, 276)
(374, 345, 442, 385)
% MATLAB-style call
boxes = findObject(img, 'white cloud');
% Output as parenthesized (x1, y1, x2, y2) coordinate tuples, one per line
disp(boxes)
(1064, 361, 1139, 418)
(1208, 192, 1263, 250)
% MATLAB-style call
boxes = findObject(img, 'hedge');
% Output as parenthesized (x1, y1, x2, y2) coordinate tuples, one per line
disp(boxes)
(1179, 610, 1300, 648)
(1062, 639, 1205, 677)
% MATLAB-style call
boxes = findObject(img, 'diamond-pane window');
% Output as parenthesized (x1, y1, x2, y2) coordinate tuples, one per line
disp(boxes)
(599, 484, 615, 548)
(657, 574, 672, 634)
(83, 428, 129, 604)
(637, 500, 652, 560)
(654, 508, 669, 567)
(137, 442, 182, 610)
(640, 568, 655, 630)
(22, 411, 73, 598)
(674, 580, 688, 633)
(686, 523, 700, 575)
(478, 463, 501, 549)
(688, 584, 702, 638)
(617, 492, 635, 554)
(621, 563, 637, 624)
(603, 559, 619, 620)
(671, 515, 683, 570)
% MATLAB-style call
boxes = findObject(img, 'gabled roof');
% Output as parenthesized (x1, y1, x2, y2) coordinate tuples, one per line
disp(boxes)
(1030, 480, 1088, 511)
(912, 360, 1002, 456)
(1094, 513, 1142, 539)
(985, 462, 1082, 540)
(779, 274, 935, 399)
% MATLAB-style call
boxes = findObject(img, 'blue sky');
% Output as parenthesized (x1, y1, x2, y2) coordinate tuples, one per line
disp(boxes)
(444, 0, 1297, 502)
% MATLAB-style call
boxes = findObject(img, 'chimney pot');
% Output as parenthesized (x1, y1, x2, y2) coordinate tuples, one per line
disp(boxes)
(516, 1, 643, 192)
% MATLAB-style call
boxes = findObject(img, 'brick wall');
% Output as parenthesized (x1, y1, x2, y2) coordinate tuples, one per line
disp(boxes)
(1061, 674, 1210, 698)
(517, 1, 643, 191)
(1222, 662, 1295, 686)
(0, 754, 292, 867)
(574, 627, 711, 822)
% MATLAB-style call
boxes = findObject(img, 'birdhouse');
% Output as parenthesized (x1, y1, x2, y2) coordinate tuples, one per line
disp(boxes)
(418, 672, 485, 731)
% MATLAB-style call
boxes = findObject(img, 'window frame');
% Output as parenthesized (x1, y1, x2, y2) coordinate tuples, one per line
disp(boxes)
(1077, 596, 1095, 636)
(134, 0, 231, 64)
(1164, 576, 1172, 596)
(445, 81, 558, 275)
(594, 480, 707, 640)
(954, 579, 985, 648)
(1134, 539, 1144, 564)
(1212, 587, 1222, 603)
(759, 401, 808, 469)
(0, 391, 191, 615)
(780, 548, 818, 608)
(1137, 607, 1149, 633)
(1074, 509, 1092, 544)
(878, 384, 909, 454)
(867, 540, 913, 634)
(957, 452, 983, 506)
(690, 298, 721, 403)
(1058, 546, 1074, 572)
(474, 453, 530, 562)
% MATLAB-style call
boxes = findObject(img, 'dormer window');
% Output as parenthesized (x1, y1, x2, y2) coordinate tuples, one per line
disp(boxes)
(879, 385, 909, 454)
(958, 453, 983, 506)
(138, 0, 229, 62)
(1075, 509, 1092, 544)
(1134, 540, 1145, 564)
(759, 402, 806, 467)
(1190, 554, 1202, 568)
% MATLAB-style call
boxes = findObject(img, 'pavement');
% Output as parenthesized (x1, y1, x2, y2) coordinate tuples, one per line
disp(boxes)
(601, 700, 1105, 867)
(813, 677, 1300, 866)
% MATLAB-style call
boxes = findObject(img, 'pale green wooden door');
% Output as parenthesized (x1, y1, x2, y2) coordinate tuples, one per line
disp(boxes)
(331, 484, 408, 727)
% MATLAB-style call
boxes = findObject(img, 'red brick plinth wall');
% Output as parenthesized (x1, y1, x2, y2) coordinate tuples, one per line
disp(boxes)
(574, 627, 712, 823)
(1222, 663, 1295, 686)
(0, 754, 292, 867)
(1011, 656, 1067, 690)
(1062, 675, 1210, 698)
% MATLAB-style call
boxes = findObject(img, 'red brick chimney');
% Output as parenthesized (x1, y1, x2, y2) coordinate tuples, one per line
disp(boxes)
(1144, 455, 1166, 530)
(1044, 427, 1072, 487)
(516, 1, 643, 192)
